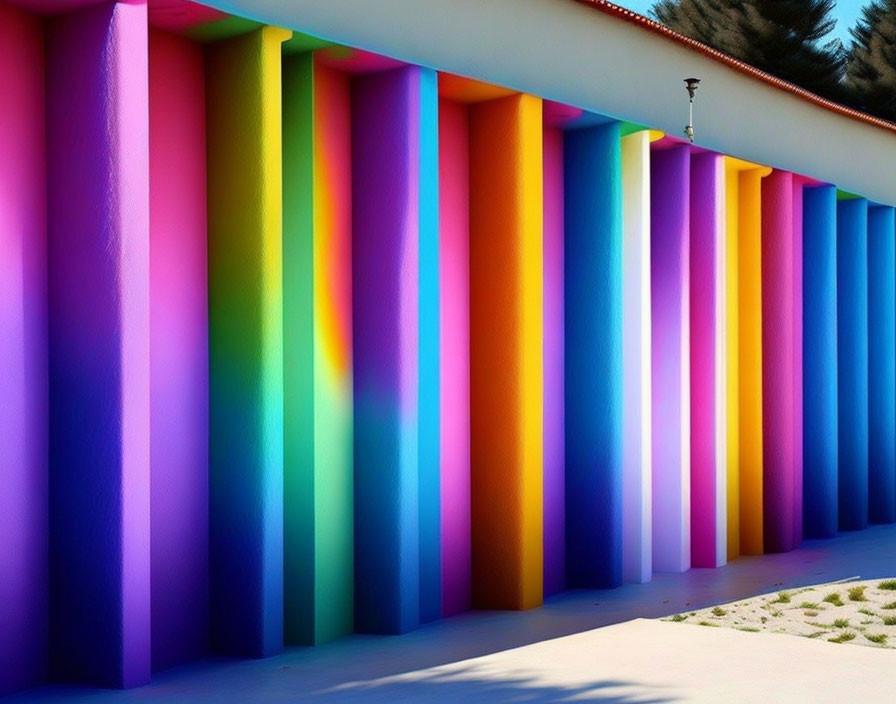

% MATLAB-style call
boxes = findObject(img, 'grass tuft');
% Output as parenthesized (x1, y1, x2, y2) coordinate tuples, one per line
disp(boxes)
(859, 608, 877, 617)
(771, 591, 792, 604)
(828, 632, 856, 644)
(799, 602, 819, 610)
(697, 621, 718, 627)
(807, 631, 827, 639)
(738, 626, 760, 633)
(878, 580, 896, 591)
(833, 618, 850, 628)
(883, 616, 896, 626)
(848, 586, 868, 602)
(668, 613, 687, 622)
(882, 601, 896, 610)
(711, 606, 727, 617)
(823, 592, 844, 607)
(866, 633, 888, 644)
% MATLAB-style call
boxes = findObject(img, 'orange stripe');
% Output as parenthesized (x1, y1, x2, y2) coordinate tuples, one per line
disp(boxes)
(469, 93, 544, 610)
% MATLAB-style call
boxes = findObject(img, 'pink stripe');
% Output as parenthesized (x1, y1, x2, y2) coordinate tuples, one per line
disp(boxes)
(689, 152, 722, 567)
(542, 125, 565, 595)
(439, 98, 471, 615)
(791, 178, 805, 545)
(761, 170, 797, 552)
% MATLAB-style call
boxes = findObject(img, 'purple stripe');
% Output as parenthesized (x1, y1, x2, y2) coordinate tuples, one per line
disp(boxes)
(543, 125, 565, 596)
(352, 66, 421, 634)
(46, 1, 150, 687)
(149, 28, 209, 672)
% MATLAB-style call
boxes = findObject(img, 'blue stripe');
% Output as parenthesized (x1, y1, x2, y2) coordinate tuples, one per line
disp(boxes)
(418, 67, 442, 623)
(803, 185, 839, 537)
(837, 197, 869, 530)
(867, 206, 895, 524)
(563, 122, 623, 587)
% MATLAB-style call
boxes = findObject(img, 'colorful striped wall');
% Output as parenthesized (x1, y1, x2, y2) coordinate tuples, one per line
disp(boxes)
(3, 0, 896, 695)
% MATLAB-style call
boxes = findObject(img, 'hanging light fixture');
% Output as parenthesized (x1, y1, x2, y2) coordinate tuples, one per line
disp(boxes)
(684, 77, 701, 143)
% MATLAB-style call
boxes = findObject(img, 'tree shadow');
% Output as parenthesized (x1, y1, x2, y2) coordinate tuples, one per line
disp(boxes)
(307, 665, 675, 703)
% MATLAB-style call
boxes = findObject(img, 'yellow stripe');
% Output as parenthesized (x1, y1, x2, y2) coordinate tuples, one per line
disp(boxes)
(737, 167, 769, 555)
(518, 93, 545, 609)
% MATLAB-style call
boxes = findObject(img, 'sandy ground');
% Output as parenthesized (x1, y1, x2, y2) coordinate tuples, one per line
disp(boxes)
(319, 617, 896, 702)
(663, 576, 896, 648)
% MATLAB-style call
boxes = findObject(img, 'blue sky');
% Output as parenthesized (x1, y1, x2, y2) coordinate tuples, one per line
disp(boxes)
(620, 0, 866, 46)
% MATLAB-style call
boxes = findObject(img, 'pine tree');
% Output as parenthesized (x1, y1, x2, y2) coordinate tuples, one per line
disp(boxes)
(846, 0, 896, 121)
(651, 0, 847, 103)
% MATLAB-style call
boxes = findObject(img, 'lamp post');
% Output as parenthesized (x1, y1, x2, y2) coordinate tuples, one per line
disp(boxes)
(684, 77, 700, 143)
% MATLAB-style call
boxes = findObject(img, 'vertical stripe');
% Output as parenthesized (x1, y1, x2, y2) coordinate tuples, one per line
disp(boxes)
(761, 170, 797, 552)
(650, 143, 690, 573)
(352, 66, 423, 634)
(283, 54, 354, 645)
(690, 152, 726, 567)
(737, 168, 765, 555)
(621, 130, 652, 584)
(724, 161, 741, 559)
(438, 98, 471, 616)
(470, 93, 544, 609)
(149, 28, 209, 671)
(803, 185, 839, 538)
(47, 1, 151, 687)
(543, 124, 566, 596)
(207, 25, 289, 657)
(417, 68, 441, 623)
(564, 122, 623, 587)
(791, 178, 805, 545)
(868, 206, 896, 524)
(837, 197, 869, 531)
(0, 5, 47, 695)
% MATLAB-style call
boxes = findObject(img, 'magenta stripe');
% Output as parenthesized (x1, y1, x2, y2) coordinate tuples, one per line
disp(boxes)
(762, 170, 797, 553)
(543, 125, 566, 595)
(689, 152, 722, 567)
(438, 98, 471, 615)
(792, 178, 805, 545)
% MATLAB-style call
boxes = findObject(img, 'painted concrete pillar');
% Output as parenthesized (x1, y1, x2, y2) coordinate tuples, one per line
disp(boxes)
(417, 68, 441, 627)
(282, 54, 354, 645)
(0, 5, 47, 695)
(791, 177, 806, 545)
(438, 96, 471, 616)
(543, 124, 566, 596)
(206, 25, 290, 657)
(761, 170, 798, 553)
(46, 1, 151, 687)
(149, 29, 209, 671)
(650, 142, 690, 572)
(690, 151, 726, 568)
(803, 185, 839, 538)
(837, 197, 869, 531)
(565, 122, 623, 587)
(621, 129, 653, 584)
(735, 165, 767, 555)
(867, 206, 896, 524)
(724, 160, 741, 558)
(352, 65, 438, 633)
(470, 93, 543, 610)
